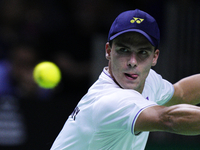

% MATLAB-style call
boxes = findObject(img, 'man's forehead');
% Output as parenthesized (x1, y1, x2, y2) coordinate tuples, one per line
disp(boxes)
(113, 32, 152, 46)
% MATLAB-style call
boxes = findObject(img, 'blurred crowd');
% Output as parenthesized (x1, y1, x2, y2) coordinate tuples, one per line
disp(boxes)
(0, 0, 199, 149)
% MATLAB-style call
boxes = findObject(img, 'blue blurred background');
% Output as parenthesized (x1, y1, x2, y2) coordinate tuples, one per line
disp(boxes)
(0, 0, 200, 149)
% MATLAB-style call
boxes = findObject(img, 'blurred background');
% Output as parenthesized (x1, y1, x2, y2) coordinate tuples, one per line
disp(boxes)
(0, 0, 200, 149)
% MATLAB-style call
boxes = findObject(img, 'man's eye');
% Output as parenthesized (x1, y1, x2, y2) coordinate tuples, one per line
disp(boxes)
(139, 50, 148, 55)
(119, 48, 129, 53)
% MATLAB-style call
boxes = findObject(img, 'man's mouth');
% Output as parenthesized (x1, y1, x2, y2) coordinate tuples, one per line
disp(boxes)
(124, 73, 138, 80)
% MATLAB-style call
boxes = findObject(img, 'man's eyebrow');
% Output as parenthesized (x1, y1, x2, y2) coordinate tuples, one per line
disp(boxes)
(114, 42, 130, 48)
(115, 42, 154, 51)
(138, 47, 154, 51)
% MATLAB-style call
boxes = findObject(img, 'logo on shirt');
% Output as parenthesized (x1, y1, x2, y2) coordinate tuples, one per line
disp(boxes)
(70, 106, 80, 120)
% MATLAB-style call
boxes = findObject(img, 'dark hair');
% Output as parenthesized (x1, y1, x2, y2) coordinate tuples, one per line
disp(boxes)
(109, 40, 113, 48)
(109, 39, 157, 51)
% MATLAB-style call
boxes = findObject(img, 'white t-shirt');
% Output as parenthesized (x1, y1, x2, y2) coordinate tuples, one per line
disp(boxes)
(51, 67, 174, 150)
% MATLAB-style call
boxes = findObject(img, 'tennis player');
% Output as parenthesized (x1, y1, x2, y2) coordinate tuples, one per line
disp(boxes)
(51, 9, 200, 150)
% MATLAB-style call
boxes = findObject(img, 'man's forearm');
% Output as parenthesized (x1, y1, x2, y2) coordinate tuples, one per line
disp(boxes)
(173, 74, 200, 105)
(163, 104, 200, 135)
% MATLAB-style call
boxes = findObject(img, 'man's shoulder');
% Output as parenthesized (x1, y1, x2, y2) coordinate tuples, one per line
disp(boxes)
(145, 69, 163, 88)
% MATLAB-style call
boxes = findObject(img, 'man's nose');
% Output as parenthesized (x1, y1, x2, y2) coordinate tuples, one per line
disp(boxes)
(127, 53, 137, 68)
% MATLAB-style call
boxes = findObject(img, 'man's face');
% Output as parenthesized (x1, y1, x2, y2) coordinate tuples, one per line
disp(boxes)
(106, 32, 159, 93)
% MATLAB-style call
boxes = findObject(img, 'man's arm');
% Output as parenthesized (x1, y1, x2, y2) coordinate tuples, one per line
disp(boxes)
(164, 74, 200, 106)
(135, 104, 200, 135)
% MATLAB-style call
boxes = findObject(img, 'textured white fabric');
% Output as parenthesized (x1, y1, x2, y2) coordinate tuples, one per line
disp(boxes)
(51, 68, 174, 150)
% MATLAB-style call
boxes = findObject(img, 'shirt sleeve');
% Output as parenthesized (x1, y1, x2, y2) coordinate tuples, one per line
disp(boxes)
(146, 69, 174, 105)
(92, 89, 157, 135)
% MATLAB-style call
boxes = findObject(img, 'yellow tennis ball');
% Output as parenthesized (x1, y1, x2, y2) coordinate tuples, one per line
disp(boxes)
(33, 61, 61, 89)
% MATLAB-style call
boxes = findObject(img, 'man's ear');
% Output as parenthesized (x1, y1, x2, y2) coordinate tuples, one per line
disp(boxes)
(105, 42, 111, 60)
(152, 49, 159, 66)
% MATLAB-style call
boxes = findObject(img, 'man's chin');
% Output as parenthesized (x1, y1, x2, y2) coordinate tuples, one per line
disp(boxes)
(121, 84, 138, 90)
